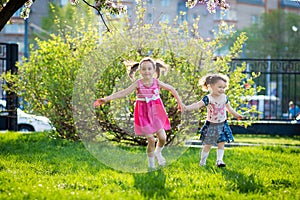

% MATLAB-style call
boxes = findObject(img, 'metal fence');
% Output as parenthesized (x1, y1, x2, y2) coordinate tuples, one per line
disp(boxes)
(230, 58, 300, 121)
(0, 43, 18, 131)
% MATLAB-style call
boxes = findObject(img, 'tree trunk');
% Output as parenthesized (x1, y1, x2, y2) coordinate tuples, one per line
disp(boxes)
(0, 0, 28, 32)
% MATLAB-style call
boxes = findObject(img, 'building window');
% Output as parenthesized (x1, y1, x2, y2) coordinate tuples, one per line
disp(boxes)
(4, 24, 24, 34)
(192, 14, 198, 20)
(160, 14, 170, 23)
(60, 0, 68, 6)
(147, 13, 153, 23)
(215, 9, 237, 21)
(280, 0, 299, 8)
(251, 15, 259, 24)
(177, 2, 188, 23)
(127, 7, 133, 17)
(0, 45, 6, 58)
(160, 0, 170, 6)
(237, 0, 264, 5)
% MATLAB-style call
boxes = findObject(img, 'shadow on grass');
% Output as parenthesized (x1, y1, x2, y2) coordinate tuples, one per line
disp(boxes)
(133, 168, 169, 199)
(221, 168, 266, 194)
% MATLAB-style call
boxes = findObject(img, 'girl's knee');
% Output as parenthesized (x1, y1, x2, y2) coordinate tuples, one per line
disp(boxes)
(157, 129, 166, 141)
(147, 136, 156, 146)
(203, 145, 212, 152)
(218, 142, 225, 149)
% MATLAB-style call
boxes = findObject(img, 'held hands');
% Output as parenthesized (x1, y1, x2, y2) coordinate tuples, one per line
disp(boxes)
(94, 98, 107, 107)
(237, 115, 243, 120)
(236, 113, 243, 120)
(178, 103, 186, 112)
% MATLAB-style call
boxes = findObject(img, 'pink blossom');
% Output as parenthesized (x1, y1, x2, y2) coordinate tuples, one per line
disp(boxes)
(186, 0, 198, 9)
(207, 0, 216, 14)
(70, 0, 77, 5)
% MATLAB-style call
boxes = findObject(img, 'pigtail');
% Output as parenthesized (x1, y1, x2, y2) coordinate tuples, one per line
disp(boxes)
(123, 60, 139, 81)
(155, 59, 168, 79)
(199, 75, 211, 92)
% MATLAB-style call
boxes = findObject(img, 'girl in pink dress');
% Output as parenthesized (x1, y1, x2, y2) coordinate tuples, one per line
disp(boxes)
(94, 57, 184, 169)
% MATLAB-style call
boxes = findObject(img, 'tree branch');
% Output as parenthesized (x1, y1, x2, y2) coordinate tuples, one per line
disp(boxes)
(81, 0, 110, 32)
(0, 0, 27, 31)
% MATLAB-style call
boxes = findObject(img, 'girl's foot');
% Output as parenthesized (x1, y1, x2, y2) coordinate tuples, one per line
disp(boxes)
(199, 161, 206, 167)
(154, 151, 166, 166)
(216, 160, 226, 168)
(148, 166, 156, 171)
(148, 156, 156, 169)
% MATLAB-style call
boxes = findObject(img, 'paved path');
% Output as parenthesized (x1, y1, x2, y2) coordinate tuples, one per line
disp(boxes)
(185, 140, 300, 148)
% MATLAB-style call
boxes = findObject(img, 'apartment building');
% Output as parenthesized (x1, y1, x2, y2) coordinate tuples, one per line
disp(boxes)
(141, 0, 300, 39)
(0, 0, 50, 57)
(0, 0, 299, 56)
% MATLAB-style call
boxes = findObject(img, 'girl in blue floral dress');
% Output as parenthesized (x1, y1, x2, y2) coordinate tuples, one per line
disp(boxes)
(185, 74, 243, 167)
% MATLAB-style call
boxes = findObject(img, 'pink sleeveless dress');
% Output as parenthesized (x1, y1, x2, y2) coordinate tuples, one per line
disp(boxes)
(134, 78, 171, 135)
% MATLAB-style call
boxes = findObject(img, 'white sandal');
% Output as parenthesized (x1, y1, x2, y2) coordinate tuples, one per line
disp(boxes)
(154, 151, 166, 166)
(216, 160, 226, 167)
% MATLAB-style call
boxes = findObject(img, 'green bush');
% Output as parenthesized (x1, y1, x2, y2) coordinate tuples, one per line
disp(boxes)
(3, 2, 260, 142)
(3, 6, 99, 140)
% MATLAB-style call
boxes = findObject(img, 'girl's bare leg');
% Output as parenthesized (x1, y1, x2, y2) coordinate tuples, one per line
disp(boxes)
(156, 128, 166, 147)
(216, 142, 226, 167)
(200, 144, 212, 166)
(154, 129, 167, 166)
(146, 134, 156, 168)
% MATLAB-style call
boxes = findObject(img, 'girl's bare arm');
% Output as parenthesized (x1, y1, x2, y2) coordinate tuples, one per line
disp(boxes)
(105, 81, 138, 101)
(158, 81, 184, 110)
(159, 81, 182, 102)
(94, 81, 138, 107)
(185, 100, 205, 111)
(226, 103, 243, 119)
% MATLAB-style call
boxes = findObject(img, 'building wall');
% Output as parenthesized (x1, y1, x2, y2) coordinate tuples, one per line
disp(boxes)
(236, 2, 265, 29)
(29, 0, 50, 26)
(0, 0, 50, 57)
(140, 0, 299, 39)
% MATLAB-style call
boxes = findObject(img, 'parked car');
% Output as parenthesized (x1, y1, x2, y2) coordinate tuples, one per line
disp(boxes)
(243, 95, 282, 119)
(0, 100, 54, 132)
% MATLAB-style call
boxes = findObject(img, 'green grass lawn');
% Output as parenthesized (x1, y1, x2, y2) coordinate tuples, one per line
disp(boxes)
(0, 132, 299, 200)
(234, 134, 300, 146)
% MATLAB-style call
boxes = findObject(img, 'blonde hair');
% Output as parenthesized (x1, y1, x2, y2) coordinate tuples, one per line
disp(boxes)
(123, 57, 168, 81)
(199, 74, 229, 92)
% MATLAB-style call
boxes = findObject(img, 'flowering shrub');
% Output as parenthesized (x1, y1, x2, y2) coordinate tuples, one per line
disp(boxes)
(20, 0, 33, 19)
(186, 0, 230, 13)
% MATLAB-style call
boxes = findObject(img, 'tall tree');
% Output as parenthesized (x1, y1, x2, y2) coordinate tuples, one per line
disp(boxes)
(242, 10, 300, 58)
(0, 0, 127, 32)
(0, 0, 27, 31)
